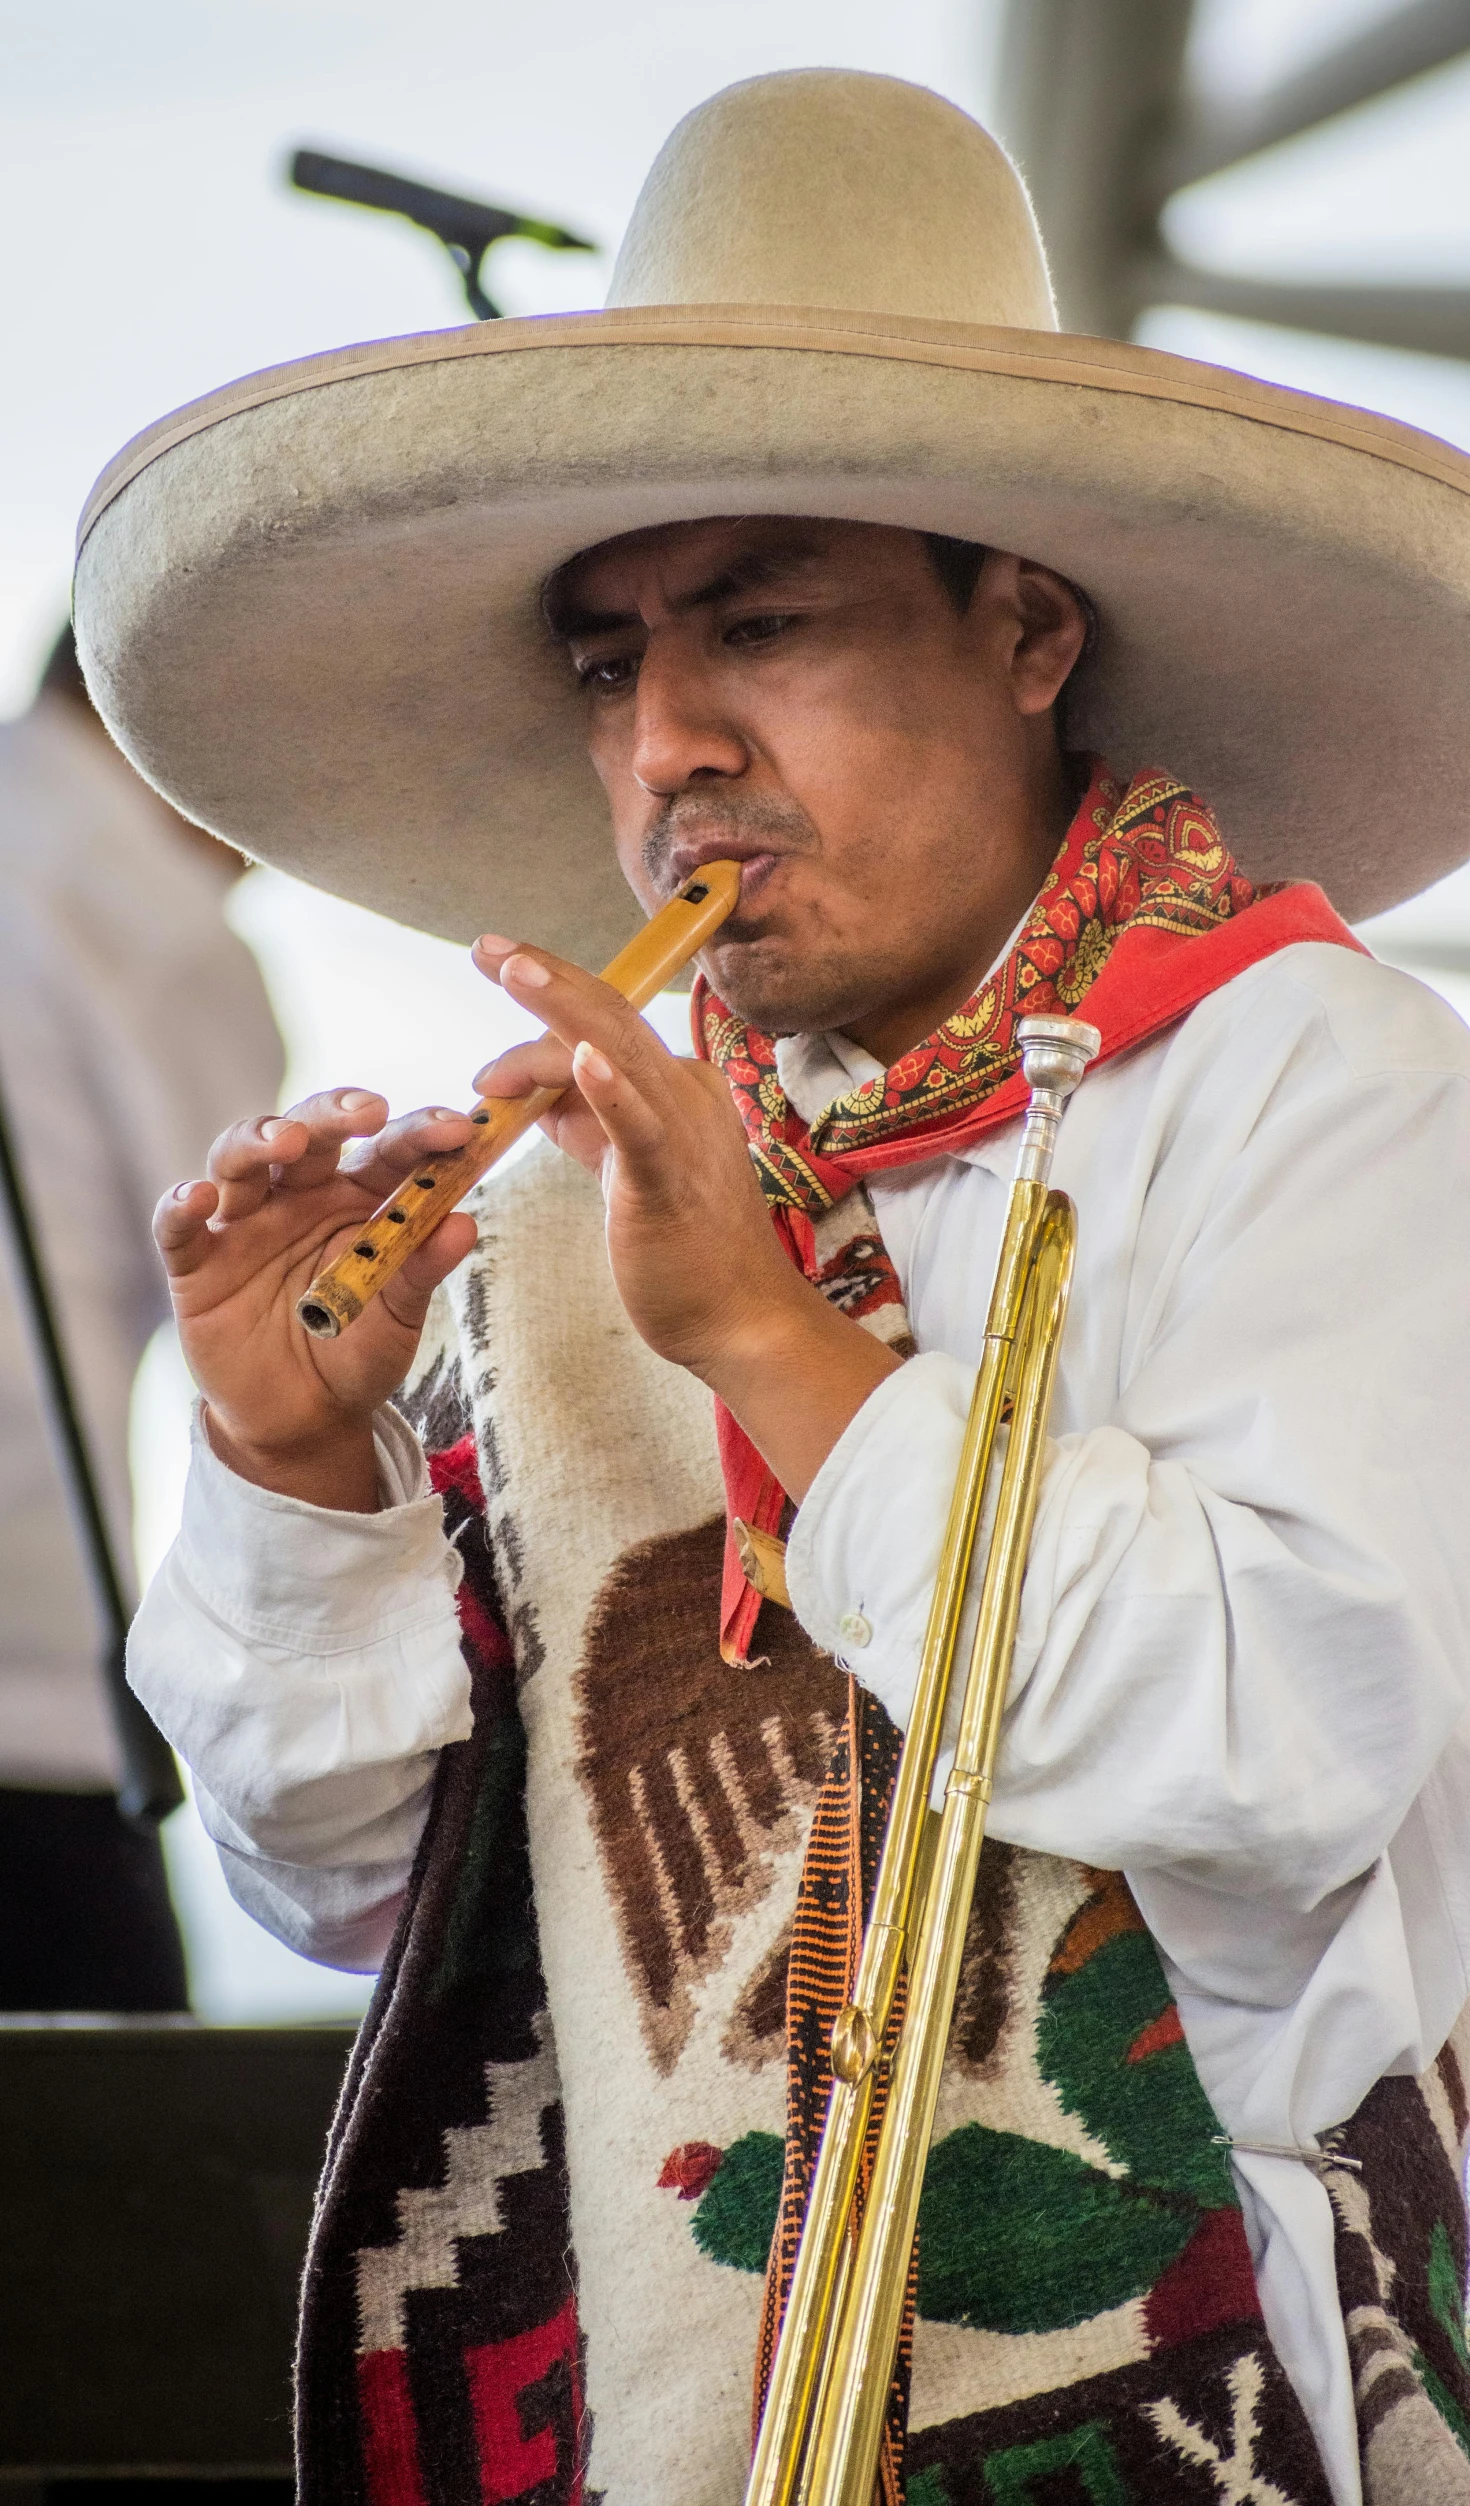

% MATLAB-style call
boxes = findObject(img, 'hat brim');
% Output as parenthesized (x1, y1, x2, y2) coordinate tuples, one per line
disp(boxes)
(75, 305, 1470, 964)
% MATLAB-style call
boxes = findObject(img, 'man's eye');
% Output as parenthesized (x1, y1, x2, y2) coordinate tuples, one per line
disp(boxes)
(575, 654, 638, 692)
(724, 612, 794, 648)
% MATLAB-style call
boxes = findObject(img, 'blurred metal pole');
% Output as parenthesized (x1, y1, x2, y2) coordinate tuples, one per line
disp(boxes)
(1159, 0, 1470, 190)
(990, 0, 1470, 355)
(0, 1061, 181, 1828)
(991, 0, 1195, 336)
(1124, 264, 1470, 357)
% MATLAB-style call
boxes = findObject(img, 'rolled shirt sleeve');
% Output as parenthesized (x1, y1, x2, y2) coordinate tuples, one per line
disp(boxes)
(127, 1401, 472, 1969)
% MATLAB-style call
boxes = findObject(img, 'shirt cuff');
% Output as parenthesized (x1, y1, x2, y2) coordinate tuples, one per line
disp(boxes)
(126, 1400, 473, 1860)
(176, 1399, 461, 1650)
(786, 1351, 982, 1731)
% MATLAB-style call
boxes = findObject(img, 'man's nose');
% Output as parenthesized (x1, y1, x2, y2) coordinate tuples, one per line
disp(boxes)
(630, 638, 749, 795)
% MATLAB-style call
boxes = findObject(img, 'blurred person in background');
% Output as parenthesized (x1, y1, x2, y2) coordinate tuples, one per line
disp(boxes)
(0, 624, 283, 2010)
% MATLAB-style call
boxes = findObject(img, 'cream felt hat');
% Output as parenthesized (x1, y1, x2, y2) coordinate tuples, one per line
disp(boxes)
(74, 68, 1470, 961)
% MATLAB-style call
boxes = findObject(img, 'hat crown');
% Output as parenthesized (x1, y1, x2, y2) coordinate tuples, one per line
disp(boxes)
(606, 69, 1058, 332)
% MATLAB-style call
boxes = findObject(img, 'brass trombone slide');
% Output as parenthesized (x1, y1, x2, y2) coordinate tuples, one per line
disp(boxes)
(296, 860, 742, 1339)
(745, 1014, 1099, 2506)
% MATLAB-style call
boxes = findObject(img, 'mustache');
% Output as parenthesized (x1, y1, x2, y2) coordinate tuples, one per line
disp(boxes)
(642, 790, 819, 888)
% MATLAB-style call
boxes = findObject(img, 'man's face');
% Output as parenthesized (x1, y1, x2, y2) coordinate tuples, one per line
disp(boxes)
(550, 515, 1086, 1051)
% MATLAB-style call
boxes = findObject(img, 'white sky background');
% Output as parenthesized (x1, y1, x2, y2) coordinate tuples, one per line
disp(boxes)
(5, 0, 1470, 2014)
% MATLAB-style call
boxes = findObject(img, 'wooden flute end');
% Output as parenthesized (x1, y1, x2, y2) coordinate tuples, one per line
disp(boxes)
(297, 1278, 362, 1340)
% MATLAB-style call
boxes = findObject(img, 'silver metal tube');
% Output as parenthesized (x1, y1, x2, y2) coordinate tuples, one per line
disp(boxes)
(1013, 1016, 1101, 1184)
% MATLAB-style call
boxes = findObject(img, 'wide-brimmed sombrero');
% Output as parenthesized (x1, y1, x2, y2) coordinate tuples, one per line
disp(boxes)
(74, 67, 1470, 962)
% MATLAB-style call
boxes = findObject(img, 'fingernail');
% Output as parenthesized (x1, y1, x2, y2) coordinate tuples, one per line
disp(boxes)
(474, 933, 514, 955)
(574, 1042, 614, 1085)
(261, 1117, 290, 1140)
(173, 1180, 195, 1201)
(339, 1089, 377, 1110)
(429, 1106, 460, 1120)
(502, 952, 550, 990)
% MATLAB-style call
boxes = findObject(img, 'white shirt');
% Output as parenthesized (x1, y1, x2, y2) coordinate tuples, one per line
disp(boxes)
(128, 940, 1470, 2506)
(0, 695, 283, 1786)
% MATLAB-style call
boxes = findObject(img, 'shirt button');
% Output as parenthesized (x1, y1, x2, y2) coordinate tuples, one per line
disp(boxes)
(838, 1609, 873, 1651)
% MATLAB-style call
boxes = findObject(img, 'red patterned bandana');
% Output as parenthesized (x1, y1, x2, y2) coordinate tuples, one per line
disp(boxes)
(694, 760, 1363, 1664)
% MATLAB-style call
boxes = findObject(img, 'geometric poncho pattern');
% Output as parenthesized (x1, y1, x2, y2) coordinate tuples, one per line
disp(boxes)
(291, 1150, 1470, 2503)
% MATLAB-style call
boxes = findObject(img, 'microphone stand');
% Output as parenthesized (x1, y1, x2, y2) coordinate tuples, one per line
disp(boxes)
(289, 148, 596, 321)
(0, 1057, 181, 1827)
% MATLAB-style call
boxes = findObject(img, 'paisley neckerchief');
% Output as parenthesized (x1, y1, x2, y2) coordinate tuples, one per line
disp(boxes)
(694, 758, 1364, 1665)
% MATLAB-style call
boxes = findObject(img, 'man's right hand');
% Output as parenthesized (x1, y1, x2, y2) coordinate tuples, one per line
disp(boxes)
(155, 1090, 479, 1511)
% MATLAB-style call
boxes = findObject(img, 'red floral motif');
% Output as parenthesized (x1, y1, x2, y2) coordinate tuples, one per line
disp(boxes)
(657, 2141, 726, 2202)
(1126, 2005, 1187, 2065)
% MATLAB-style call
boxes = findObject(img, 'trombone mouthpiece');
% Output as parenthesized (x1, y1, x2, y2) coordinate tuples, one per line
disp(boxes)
(1015, 1016, 1101, 1184)
(1017, 1015, 1101, 1098)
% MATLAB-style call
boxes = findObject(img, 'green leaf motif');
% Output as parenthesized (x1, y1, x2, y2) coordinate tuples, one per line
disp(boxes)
(916, 2123, 1193, 2333)
(906, 2473, 950, 2506)
(1040, 1931, 1233, 2206)
(1429, 2218, 1470, 2370)
(691, 2131, 785, 2275)
(982, 2421, 1131, 2504)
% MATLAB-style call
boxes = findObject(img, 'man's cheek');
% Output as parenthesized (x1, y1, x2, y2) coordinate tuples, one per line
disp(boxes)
(587, 738, 625, 800)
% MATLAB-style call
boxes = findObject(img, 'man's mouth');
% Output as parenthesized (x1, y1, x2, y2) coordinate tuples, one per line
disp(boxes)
(667, 836, 783, 913)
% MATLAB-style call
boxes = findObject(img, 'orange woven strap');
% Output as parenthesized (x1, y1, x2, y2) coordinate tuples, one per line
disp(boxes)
(752, 1681, 914, 2489)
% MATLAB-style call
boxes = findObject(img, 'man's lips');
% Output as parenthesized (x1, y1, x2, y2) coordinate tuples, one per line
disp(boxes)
(665, 835, 786, 911)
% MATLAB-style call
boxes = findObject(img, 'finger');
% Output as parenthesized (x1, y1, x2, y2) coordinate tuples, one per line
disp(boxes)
(473, 1034, 575, 1101)
(569, 1039, 672, 1178)
(494, 950, 676, 1100)
(210, 1090, 391, 1220)
(206, 1088, 385, 1189)
(208, 1112, 312, 1220)
(153, 1177, 221, 1278)
(471, 933, 516, 982)
(377, 1212, 480, 1333)
(337, 1104, 475, 1198)
(279, 1085, 390, 1133)
(270, 1087, 391, 1191)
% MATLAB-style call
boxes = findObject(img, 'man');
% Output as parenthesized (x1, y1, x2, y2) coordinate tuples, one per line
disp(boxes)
(82, 70, 1470, 2506)
(0, 624, 282, 2009)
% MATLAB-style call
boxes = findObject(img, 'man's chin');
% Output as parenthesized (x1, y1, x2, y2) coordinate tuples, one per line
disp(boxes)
(699, 950, 871, 1042)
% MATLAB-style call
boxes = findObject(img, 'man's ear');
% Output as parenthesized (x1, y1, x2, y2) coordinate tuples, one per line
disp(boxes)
(1001, 557, 1090, 718)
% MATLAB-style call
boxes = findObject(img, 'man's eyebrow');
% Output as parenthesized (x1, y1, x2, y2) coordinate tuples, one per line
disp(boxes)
(676, 545, 827, 611)
(543, 541, 828, 642)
